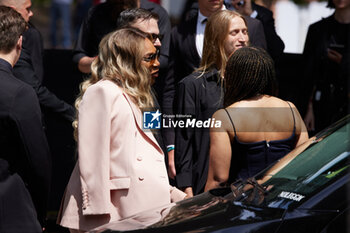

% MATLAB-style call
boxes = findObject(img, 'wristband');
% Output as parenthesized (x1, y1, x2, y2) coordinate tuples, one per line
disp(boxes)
(167, 146, 175, 152)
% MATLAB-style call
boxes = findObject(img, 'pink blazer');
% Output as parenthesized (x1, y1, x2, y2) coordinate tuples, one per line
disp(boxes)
(58, 80, 185, 231)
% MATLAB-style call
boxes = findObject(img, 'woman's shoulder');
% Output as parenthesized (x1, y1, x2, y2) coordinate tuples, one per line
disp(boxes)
(268, 97, 297, 110)
(263, 96, 293, 107)
(85, 79, 123, 99)
(210, 108, 237, 133)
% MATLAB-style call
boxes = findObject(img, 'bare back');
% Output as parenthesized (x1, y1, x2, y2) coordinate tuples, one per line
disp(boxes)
(224, 96, 306, 145)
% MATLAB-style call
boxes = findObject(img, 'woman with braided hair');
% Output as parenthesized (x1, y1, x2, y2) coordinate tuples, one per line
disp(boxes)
(205, 47, 308, 191)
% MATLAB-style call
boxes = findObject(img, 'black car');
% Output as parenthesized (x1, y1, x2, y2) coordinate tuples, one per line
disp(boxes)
(93, 115, 350, 233)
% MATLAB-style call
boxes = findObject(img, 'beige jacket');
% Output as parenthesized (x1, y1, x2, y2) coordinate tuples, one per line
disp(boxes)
(58, 80, 185, 231)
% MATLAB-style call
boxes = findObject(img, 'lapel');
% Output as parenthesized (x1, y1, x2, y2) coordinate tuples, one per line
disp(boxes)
(178, 13, 201, 67)
(122, 93, 163, 155)
(188, 14, 201, 66)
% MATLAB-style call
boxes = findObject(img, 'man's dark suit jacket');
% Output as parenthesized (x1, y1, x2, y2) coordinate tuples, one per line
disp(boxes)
(0, 159, 42, 232)
(162, 9, 266, 146)
(13, 24, 75, 122)
(0, 59, 51, 226)
(251, 2, 285, 60)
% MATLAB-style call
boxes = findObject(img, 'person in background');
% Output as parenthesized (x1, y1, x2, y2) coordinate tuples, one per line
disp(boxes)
(74, 0, 170, 103)
(0, 0, 75, 122)
(74, 0, 138, 74)
(0, 6, 51, 229)
(115, 8, 162, 81)
(205, 47, 308, 191)
(225, 0, 285, 61)
(175, 10, 249, 197)
(73, 0, 170, 76)
(73, 0, 92, 42)
(57, 28, 185, 232)
(116, 8, 162, 49)
(50, 0, 73, 48)
(302, 0, 349, 134)
(162, 0, 266, 177)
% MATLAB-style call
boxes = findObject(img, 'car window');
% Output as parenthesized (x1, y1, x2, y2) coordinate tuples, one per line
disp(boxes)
(255, 122, 349, 209)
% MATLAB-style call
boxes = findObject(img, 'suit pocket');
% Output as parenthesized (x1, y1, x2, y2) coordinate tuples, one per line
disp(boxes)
(109, 177, 130, 190)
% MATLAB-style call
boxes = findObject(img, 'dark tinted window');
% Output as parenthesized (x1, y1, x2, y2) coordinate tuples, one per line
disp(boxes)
(257, 121, 349, 209)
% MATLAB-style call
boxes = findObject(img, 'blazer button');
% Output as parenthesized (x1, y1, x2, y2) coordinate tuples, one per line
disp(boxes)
(139, 177, 144, 181)
(137, 156, 142, 161)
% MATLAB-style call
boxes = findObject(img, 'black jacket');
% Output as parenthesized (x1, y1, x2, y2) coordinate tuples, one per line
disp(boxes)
(251, 2, 285, 60)
(174, 69, 223, 194)
(0, 59, 51, 226)
(13, 24, 75, 122)
(0, 159, 42, 232)
(302, 15, 349, 131)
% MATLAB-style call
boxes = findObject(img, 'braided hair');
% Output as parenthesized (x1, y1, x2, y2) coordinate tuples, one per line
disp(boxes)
(224, 47, 277, 107)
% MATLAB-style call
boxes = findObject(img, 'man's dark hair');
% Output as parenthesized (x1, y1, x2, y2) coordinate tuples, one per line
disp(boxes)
(224, 47, 277, 108)
(0, 6, 27, 53)
(117, 8, 159, 29)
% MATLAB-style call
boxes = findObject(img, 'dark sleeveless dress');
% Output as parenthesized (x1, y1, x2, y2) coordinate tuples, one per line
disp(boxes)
(224, 103, 297, 183)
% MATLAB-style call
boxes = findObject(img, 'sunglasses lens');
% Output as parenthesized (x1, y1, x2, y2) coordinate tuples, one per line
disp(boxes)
(143, 49, 159, 63)
(151, 33, 163, 42)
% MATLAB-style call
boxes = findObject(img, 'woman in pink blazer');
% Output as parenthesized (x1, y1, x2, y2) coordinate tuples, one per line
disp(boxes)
(57, 28, 186, 232)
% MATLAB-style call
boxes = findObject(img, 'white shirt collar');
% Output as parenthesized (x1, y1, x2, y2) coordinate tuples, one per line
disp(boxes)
(197, 10, 207, 24)
(196, 5, 227, 58)
(197, 4, 226, 23)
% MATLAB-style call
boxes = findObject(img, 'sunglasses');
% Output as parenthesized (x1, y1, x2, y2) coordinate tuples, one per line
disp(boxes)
(143, 49, 160, 63)
(149, 33, 163, 43)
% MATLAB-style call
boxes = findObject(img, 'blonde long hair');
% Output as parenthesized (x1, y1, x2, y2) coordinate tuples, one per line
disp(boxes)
(73, 28, 154, 139)
(200, 10, 247, 75)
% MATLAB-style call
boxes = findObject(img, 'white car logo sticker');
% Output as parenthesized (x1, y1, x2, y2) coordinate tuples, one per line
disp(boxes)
(278, 191, 305, 202)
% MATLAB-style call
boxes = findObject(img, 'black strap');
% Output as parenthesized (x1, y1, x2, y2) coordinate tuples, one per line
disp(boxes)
(223, 108, 237, 135)
(286, 102, 296, 131)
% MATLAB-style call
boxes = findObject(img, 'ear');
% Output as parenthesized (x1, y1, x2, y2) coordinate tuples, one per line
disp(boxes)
(17, 35, 23, 50)
(9, 5, 18, 12)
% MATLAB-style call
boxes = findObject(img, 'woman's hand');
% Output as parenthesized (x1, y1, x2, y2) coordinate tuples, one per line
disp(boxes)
(183, 187, 194, 198)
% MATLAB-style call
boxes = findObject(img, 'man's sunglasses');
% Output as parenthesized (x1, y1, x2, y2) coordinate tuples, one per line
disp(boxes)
(149, 33, 163, 43)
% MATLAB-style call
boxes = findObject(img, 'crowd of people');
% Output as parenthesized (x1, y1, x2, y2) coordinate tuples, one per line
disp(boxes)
(0, 0, 348, 232)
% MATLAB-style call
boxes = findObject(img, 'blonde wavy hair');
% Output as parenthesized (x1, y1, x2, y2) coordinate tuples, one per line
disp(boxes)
(73, 28, 154, 139)
(200, 10, 248, 75)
